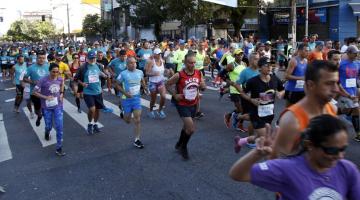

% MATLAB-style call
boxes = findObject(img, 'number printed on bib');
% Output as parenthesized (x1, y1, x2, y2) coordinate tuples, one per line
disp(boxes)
(46, 98, 58, 107)
(184, 88, 198, 100)
(346, 78, 356, 88)
(295, 80, 305, 89)
(258, 104, 274, 117)
(129, 85, 140, 95)
(88, 74, 99, 83)
(143, 54, 151, 60)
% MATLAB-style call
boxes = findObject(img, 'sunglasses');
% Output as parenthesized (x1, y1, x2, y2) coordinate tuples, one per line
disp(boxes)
(318, 144, 347, 155)
(74, 57, 79, 59)
(51, 71, 59, 74)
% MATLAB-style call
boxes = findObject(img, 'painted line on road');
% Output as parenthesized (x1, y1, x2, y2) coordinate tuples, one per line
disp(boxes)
(0, 113, 13, 162)
(4, 98, 15, 103)
(62, 98, 104, 130)
(23, 108, 56, 147)
(206, 86, 219, 91)
(5, 87, 16, 91)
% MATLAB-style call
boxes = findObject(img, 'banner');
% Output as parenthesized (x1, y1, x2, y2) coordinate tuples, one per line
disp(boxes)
(201, 0, 237, 8)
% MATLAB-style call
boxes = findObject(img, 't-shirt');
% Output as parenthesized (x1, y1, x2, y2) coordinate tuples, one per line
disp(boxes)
(117, 69, 144, 99)
(251, 155, 360, 200)
(109, 58, 127, 78)
(308, 42, 316, 51)
(25, 63, 50, 93)
(58, 61, 70, 79)
(83, 63, 102, 95)
(173, 49, 188, 72)
(229, 63, 246, 94)
(34, 76, 63, 109)
(137, 48, 153, 69)
(14, 63, 27, 85)
(237, 67, 259, 88)
(308, 51, 323, 63)
(339, 59, 360, 96)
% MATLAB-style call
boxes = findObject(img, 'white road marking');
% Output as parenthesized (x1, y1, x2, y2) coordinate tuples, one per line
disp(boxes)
(5, 87, 16, 91)
(4, 98, 15, 103)
(0, 113, 13, 162)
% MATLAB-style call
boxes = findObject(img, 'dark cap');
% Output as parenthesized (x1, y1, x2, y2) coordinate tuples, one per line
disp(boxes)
(87, 50, 96, 59)
(347, 45, 359, 54)
(119, 50, 126, 55)
(258, 57, 271, 67)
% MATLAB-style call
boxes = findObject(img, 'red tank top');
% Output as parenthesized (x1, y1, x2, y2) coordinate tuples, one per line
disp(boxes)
(176, 69, 201, 106)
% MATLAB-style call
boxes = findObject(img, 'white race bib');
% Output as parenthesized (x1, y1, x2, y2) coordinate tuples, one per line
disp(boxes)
(88, 74, 99, 83)
(295, 80, 305, 89)
(10, 61, 15, 64)
(330, 98, 338, 105)
(24, 84, 30, 92)
(1, 61, 7, 64)
(258, 104, 274, 117)
(184, 88, 198, 100)
(46, 98, 58, 107)
(143, 54, 151, 60)
(129, 85, 140, 95)
(19, 71, 26, 81)
(346, 78, 356, 88)
(80, 56, 86, 62)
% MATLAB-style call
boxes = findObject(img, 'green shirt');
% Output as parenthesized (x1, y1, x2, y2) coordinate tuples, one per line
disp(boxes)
(173, 49, 188, 72)
(229, 62, 245, 94)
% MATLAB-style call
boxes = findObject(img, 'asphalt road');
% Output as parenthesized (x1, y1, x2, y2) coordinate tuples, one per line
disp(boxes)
(0, 73, 359, 200)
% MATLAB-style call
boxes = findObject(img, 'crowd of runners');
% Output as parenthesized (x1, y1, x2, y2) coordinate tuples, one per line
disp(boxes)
(1, 33, 360, 198)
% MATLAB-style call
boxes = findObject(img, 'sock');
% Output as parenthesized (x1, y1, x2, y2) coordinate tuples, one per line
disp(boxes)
(75, 97, 80, 109)
(351, 116, 360, 132)
(181, 132, 192, 148)
(238, 137, 248, 146)
(177, 129, 186, 145)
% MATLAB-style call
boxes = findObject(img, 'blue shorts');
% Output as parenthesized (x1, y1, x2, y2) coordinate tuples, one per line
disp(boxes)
(122, 97, 142, 114)
(149, 81, 165, 92)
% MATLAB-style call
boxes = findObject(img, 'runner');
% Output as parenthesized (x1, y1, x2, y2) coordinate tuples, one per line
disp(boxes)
(173, 40, 188, 73)
(284, 44, 309, 106)
(229, 115, 360, 200)
(233, 57, 284, 153)
(74, 50, 108, 135)
(12, 54, 28, 113)
(115, 57, 148, 149)
(272, 60, 339, 157)
(165, 52, 206, 160)
(145, 48, 167, 119)
(33, 63, 65, 156)
(194, 43, 209, 119)
(70, 53, 83, 113)
(23, 50, 50, 127)
(307, 43, 324, 63)
(137, 41, 153, 74)
(163, 43, 176, 77)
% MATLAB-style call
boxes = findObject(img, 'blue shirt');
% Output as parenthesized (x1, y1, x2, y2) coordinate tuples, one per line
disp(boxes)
(83, 63, 102, 95)
(339, 59, 360, 96)
(26, 63, 50, 93)
(137, 49, 153, 69)
(237, 67, 259, 88)
(285, 57, 307, 92)
(117, 69, 144, 99)
(14, 63, 27, 85)
(109, 58, 127, 78)
(0, 56, 8, 66)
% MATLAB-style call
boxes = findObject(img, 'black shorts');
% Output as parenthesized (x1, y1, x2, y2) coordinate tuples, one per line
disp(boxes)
(165, 63, 175, 70)
(176, 104, 196, 118)
(240, 97, 251, 114)
(230, 94, 241, 103)
(285, 91, 305, 105)
(200, 68, 205, 77)
(16, 84, 24, 96)
(31, 95, 42, 111)
(250, 112, 274, 129)
(83, 94, 105, 109)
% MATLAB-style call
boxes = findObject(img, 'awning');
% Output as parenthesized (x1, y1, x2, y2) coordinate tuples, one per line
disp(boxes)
(349, 3, 360, 17)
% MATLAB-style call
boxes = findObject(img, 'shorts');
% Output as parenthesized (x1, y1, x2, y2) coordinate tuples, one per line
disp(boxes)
(337, 96, 359, 109)
(285, 91, 305, 105)
(83, 94, 105, 109)
(31, 95, 42, 111)
(121, 97, 142, 114)
(230, 94, 241, 103)
(240, 97, 251, 114)
(250, 112, 274, 129)
(176, 104, 196, 118)
(16, 84, 24, 96)
(165, 63, 175, 70)
(149, 81, 165, 92)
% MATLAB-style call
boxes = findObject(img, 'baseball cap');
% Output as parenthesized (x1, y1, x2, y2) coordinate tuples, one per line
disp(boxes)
(233, 48, 244, 55)
(87, 50, 96, 59)
(265, 41, 272, 45)
(347, 45, 359, 54)
(93, 41, 100, 45)
(119, 49, 126, 55)
(258, 57, 271, 67)
(153, 48, 161, 54)
(179, 39, 185, 45)
(56, 52, 64, 57)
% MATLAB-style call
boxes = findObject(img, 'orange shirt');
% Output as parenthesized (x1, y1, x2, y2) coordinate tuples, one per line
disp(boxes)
(307, 51, 323, 63)
(126, 49, 136, 57)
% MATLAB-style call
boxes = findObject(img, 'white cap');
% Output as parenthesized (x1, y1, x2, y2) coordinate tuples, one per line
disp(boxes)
(153, 48, 161, 54)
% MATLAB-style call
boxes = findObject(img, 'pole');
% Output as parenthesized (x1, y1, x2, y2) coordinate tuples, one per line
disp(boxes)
(111, 0, 115, 39)
(305, 0, 309, 37)
(290, 0, 297, 48)
(67, 3, 70, 40)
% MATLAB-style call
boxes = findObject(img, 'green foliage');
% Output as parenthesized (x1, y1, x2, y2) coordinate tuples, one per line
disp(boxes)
(4, 20, 56, 42)
(82, 14, 112, 40)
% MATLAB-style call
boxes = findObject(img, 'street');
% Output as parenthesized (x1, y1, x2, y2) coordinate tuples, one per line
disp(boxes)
(0, 72, 359, 200)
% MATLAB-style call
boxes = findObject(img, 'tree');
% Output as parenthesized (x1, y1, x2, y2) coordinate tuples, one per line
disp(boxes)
(5, 20, 56, 42)
(82, 14, 112, 40)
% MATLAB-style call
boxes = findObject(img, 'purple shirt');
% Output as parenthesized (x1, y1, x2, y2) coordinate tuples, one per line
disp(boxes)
(251, 155, 360, 200)
(34, 76, 63, 109)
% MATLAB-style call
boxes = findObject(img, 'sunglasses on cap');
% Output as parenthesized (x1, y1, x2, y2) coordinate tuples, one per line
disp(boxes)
(318, 144, 347, 155)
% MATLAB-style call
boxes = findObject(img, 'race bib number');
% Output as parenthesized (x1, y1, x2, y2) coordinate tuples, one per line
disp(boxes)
(129, 85, 140, 95)
(258, 104, 274, 117)
(46, 98, 58, 107)
(88, 74, 99, 83)
(143, 54, 151, 60)
(10, 61, 15, 64)
(346, 78, 356, 88)
(80, 56, 86, 62)
(184, 88, 198, 101)
(295, 80, 304, 89)
(19, 71, 26, 81)
(1, 61, 7, 64)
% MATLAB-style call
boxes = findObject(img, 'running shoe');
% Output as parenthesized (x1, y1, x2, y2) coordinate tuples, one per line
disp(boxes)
(133, 139, 144, 149)
(55, 148, 66, 156)
(120, 110, 124, 119)
(234, 135, 242, 153)
(231, 112, 239, 129)
(224, 113, 231, 128)
(147, 111, 156, 119)
(93, 124, 101, 133)
(158, 110, 166, 119)
(354, 135, 360, 142)
(194, 112, 204, 119)
(87, 124, 93, 135)
(77, 108, 82, 113)
(180, 147, 189, 160)
(45, 131, 50, 141)
(246, 143, 257, 149)
(236, 123, 248, 132)
(35, 116, 42, 127)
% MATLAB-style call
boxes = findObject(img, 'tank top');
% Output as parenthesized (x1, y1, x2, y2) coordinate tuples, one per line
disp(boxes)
(176, 69, 202, 106)
(70, 62, 80, 75)
(149, 59, 165, 83)
(285, 57, 307, 92)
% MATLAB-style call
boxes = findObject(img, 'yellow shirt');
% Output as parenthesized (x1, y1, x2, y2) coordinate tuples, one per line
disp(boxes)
(58, 61, 70, 79)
